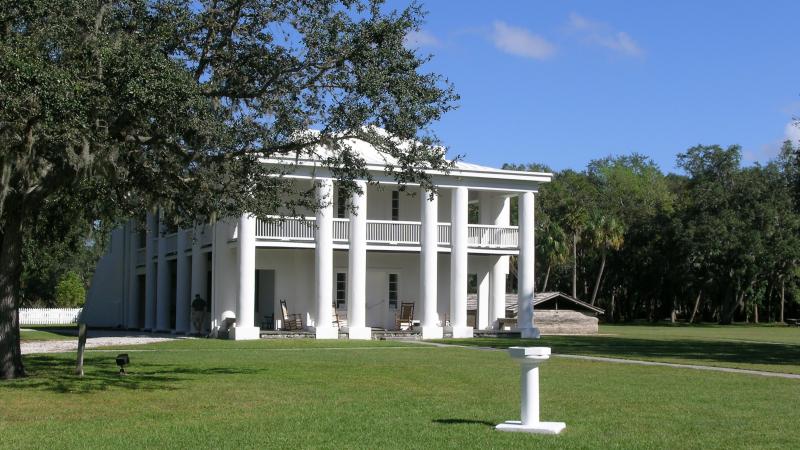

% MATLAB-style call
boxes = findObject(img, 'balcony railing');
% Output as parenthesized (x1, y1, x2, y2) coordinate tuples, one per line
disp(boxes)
(254, 217, 518, 249)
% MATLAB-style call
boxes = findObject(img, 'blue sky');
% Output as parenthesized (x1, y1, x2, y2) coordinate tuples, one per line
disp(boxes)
(393, 0, 800, 173)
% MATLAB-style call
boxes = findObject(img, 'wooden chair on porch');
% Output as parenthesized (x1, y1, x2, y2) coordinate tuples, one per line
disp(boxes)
(395, 302, 415, 330)
(333, 308, 348, 329)
(280, 299, 303, 331)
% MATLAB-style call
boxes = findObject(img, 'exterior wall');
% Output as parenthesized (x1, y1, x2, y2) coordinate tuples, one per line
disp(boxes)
(533, 310, 599, 335)
(83, 226, 129, 327)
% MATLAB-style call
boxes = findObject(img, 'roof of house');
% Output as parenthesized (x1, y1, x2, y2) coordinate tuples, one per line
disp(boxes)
(467, 291, 605, 315)
(262, 131, 553, 183)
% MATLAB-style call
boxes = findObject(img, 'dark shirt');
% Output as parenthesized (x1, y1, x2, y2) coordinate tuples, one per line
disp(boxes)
(191, 297, 206, 312)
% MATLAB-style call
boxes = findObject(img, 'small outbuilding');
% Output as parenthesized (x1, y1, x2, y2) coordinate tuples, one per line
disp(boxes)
(468, 291, 604, 335)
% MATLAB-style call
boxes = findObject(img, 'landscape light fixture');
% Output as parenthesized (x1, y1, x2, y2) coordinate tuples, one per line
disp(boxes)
(116, 354, 130, 375)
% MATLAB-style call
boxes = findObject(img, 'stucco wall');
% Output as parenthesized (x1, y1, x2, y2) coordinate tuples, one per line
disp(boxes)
(534, 310, 599, 335)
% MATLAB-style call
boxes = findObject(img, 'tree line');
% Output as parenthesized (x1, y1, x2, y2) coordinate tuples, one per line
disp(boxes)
(505, 141, 800, 324)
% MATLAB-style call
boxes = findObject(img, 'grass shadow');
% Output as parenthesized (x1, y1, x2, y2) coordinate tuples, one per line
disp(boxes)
(433, 418, 496, 427)
(4, 354, 261, 394)
(452, 336, 800, 371)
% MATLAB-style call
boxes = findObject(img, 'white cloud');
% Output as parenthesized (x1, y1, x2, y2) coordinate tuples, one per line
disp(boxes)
(403, 30, 442, 49)
(567, 13, 643, 57)
(786, 120, 800, 143)
(490, 21, 555, 60)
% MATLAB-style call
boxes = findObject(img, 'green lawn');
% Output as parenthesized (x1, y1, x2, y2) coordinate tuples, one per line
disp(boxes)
(2, 335, 798, 449)
(442, 324, 800, 375)
(19, 326, 78, 342)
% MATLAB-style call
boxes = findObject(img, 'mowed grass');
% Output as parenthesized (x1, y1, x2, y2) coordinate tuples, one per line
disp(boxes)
(1, 336, 799, 449)
(443, 324, 800, 375)
(20, 326, 78, 342)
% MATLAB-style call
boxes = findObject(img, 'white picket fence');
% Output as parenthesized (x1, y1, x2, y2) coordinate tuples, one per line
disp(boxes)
(19, 308, 83, 325)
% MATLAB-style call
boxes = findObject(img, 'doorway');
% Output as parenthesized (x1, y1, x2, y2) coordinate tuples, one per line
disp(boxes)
(255, 269, 275, 329)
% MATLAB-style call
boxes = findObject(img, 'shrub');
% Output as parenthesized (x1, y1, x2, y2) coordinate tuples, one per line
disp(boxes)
(55, 272, 85, 307)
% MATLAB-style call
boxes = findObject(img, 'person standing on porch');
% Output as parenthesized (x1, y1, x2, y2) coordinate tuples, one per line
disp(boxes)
(191, 294, 207, 335)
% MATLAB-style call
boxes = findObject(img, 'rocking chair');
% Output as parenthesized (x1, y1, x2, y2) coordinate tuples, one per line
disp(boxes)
(395, 302, 415, 330)
(280, 299, 303, 331)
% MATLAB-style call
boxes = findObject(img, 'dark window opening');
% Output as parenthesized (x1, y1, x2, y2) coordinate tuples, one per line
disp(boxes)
(391, 191, 400, 221)
(336, 272, 347, 309)
(388, 273, 398, 308)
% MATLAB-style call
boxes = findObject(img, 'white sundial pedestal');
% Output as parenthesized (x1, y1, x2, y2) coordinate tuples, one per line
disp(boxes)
(496, 346, 566, 435)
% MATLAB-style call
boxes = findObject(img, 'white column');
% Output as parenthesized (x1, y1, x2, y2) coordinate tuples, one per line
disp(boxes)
(143, 212, 157, 330)
(477, 267, 490, 330)
(450, 186, 472, 338)
(517, 192, 539, 338)
(496, 347, 565, 434)
(491, 195, 511, 328)
(127, 220, 140, 329)
(315, 179, 338, 339)
(155, 213, 171, 332)
(420, 189, 442, 339)
(174, 229, 190, 334)
(190, 232, 208, 334)
(347, 180, 370, 340)
(232, 213, 260, 340)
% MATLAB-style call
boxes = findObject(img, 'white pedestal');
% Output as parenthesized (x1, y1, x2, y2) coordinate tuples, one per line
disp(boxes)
(518, 326, 541, 339)
(496, 346, 566, 435)
(421, 326, 443, 340)
(496, 421, 566, 434)
(230, 326, 260, 340)
(347, 326, 372, 340)
(315, 326, 339, 339)
(452, 326, 474, 338)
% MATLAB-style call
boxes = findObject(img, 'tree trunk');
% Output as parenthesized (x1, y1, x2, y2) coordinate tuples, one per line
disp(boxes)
(780, 279, 785, 323)
(0, 211, 26, 379)
(609, 288, 616, 323)
(689, 290, 702, 324)
(541, 265, 551, 292)
(590, 252, 606, 306)
(572, 232, 577, 299)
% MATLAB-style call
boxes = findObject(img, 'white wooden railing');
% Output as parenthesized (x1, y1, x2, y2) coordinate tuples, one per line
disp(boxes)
(254, 217, 518, 249)
(20, 308, 82, 325)
(333, 218, 349, 242)
(367, 220, 420, 245)
(256, 217, 316, 241)
(468, 224, 519, 248)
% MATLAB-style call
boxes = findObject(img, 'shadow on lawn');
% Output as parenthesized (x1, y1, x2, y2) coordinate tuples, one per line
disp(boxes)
(464, 336, 800, 370)
(5, 355, 259, 394)
(433, 418, 496, 428)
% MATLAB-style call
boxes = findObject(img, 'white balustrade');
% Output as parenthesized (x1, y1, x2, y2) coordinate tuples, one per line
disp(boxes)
(468, 224, 519, 248)
(333, 218, 349, 241)
(366, 220, 420, 244)
(256, 217, 316, 241)
(253, 216, 518, 249)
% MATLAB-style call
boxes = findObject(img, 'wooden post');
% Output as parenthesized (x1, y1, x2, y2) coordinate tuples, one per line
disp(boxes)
(75, 323, 87, 377)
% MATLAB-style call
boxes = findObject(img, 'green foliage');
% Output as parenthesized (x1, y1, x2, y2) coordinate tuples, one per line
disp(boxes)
(509, 142, 800, 323)
(53, 272, 85, 307)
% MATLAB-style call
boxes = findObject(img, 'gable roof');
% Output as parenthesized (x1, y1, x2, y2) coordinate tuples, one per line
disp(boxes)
(262, 131, 552, 183)
(467, 291, 605, 315)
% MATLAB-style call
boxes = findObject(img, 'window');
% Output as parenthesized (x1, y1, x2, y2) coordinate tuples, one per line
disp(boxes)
(388, 273, 398, 308)
(336, 188, 347, 219)
(335, 272, 347, 309)
(391, 191, 400, 221)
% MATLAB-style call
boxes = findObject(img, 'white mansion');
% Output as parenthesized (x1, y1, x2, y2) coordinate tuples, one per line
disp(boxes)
(83, 140, 552, 340)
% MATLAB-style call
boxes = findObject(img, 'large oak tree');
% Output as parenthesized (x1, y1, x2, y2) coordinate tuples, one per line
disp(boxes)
(0, 0, 457, 379)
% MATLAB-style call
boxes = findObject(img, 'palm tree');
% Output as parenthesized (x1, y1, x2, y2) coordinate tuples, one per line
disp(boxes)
(538, 221, 569, 292)
(586, 214, 625, 306)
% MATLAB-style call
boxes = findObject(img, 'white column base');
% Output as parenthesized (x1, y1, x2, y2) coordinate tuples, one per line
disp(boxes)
(496, 421, 566, 434)
(451, 326, 474, 338)
(315, 326, 339, 340)
(347, 326, 372, 340)
(421, 326, 443, 340)
(518, 327, 541, 339)
(230, 326, 260, 340)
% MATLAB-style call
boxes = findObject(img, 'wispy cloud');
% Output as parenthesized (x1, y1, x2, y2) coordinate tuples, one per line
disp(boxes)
(786, 120, 800, 143)
(403, 30, 442, 49)
(567, 13, 643, 57)
(490, 21, 555, 60)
